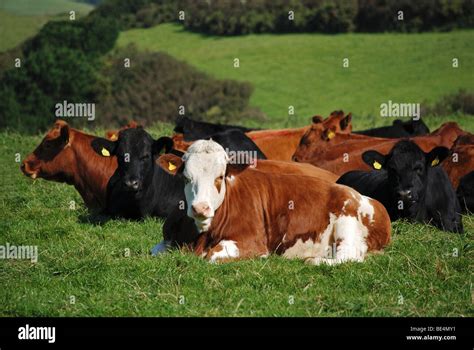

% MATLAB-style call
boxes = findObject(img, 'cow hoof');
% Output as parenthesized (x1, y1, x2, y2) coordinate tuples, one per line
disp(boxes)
(150, 241, 171, 256)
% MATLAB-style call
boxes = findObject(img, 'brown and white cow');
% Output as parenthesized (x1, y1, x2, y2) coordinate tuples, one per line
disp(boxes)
(158, 140, 391, 264)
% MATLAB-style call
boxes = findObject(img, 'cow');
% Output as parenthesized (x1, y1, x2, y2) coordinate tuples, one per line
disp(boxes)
(105, 120, 140, 140)
(354, 118, 430, 138)
(174, 116, 256, 141)
(293, 121, 466, 177)
(336, 140, 464, 233)
(91, 127, 268, 218)
(247, 111, 353, 161)
(21, 120, 117, 210)
(152, 159, 340, 254)
(441, 133, 474, 188)
(457, 171, 474, 213)
(156, 140, 391, 264)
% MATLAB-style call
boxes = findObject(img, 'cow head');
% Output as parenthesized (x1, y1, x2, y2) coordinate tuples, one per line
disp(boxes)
(92, 127, 173, 196)
(158, 140, 245, 232)
(292, 111, 352, 162)
(105, 120, 140, 141)
(21, 120, 74, 182)
(362, 140, 449, 206)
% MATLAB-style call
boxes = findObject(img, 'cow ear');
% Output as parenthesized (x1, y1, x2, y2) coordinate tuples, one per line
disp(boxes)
(340, 113, 352, 130)
(55, 120, 70, 143)
(153, 137, 174, 155)
(312, 115, 323, 124)
(91, 138, 117, 157)
(362, 150, 386, 170)
(426, 147, 449, 167)
(157, 153, 183, 175)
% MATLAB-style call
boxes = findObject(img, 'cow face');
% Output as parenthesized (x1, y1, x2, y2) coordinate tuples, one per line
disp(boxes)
(362, 140, 449, 207)
(92, 128, 172, 196)
(158, 140, 231, 232)
(21, 120, 74, 182)
(292, 111, 352, 162)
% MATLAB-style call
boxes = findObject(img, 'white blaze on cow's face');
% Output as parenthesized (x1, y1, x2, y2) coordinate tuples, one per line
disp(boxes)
(182, 140, 229, 232)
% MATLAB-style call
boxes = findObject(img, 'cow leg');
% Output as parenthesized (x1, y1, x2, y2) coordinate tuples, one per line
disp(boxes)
(306, 216, 367, 265)
(204, 240, 241, 263)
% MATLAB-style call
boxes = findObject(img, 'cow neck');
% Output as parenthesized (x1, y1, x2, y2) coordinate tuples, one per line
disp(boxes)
(70, 130, 117, 209)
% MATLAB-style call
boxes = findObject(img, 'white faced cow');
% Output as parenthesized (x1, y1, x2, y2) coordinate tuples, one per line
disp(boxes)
(158, 140, 391, 264)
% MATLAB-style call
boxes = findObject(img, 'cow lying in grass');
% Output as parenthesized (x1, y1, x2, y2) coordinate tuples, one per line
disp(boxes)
(157, 140, 391, 264)
(337, 140, 464, 233)
(152, 159, 339, 254)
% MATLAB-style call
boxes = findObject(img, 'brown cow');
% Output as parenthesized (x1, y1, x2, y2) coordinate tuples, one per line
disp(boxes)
(152, 158, 339, 254)
(22, 120, 117, 209)
(293, 121, 466, 177)
(247, 111, 353, 161)
(157, 140, 391, 264)
(442, 133, 474, 188)
(105, 120, 140, 140)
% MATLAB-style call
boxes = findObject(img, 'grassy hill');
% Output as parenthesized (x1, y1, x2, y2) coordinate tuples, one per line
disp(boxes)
(1, 128, 472, 316)
(0, 0, 94, 52)
(0, 0, 93, 16)
(1, 23, 472, 317)
(0, 10, 49, 52)
(119, 24, 474, 130)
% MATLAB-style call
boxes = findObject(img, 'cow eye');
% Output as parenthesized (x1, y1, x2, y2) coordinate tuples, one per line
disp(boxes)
(413, 165, 423, 174)
(140, 154, 151, 161)
(183, 177, 191, 184)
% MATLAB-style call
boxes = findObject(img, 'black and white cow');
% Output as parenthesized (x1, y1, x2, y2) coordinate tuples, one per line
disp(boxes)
(336, 140, 463, 233)
(354, 119, 429, 138)
(91, 127, 266, 219)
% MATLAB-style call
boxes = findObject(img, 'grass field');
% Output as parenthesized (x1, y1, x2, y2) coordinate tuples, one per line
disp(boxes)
(0, 1, 93, 52)
(0, 126, 473, 317)
(1, 23, 473, 316)
(0, 0, 93, 16)
(119, 24, 474, 129)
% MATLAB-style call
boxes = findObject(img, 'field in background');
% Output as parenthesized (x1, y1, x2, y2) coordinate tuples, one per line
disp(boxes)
(119, 24, 474, 130)
(1, 20, 473, 316)
(0, 0, 93, 16)
(0, 129, 472, 316)
(0, 0, 93, 52)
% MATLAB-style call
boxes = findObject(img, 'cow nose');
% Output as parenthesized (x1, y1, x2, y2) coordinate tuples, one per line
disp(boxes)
(125, 179, 140, 190)
(398, 189, 412, 199)
(20, 162, 25, 171)
(292, 156, 299, 162)
(192, 203, 211, 218)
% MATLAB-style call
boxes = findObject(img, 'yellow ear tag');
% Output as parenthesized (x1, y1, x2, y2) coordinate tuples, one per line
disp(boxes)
(373, 161, 382, 170)
(110, 134, 118, 141)
(327, 130, 336, 139)
(101, 148, 110, 157)
(168, 162, 176, 171)
(431, 157, 439, 167)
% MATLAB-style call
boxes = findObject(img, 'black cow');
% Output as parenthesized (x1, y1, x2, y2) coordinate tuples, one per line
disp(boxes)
(174, 116, 257, 141)
(91, 127, 266, 219)
(354, 119, 429, 138)
(337, 140, 463, 233)
(457, 171, 474, 213)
